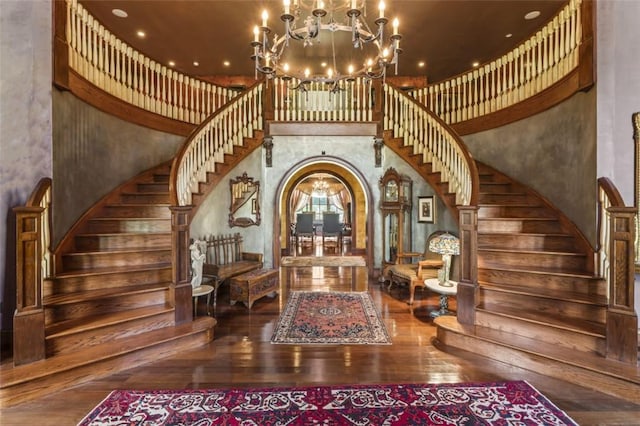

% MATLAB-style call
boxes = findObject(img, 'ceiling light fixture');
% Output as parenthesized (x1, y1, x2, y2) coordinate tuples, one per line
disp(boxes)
(193, 61, 200, 66)
(418, 61, 425, 68)
(524, 10, 541, 20)
(505, 33, 513, 38)
(251, 0, 402, 92)
(223, 60, 231, 67)
(136, 30, 146, 38)
(111, 9, 128, 18)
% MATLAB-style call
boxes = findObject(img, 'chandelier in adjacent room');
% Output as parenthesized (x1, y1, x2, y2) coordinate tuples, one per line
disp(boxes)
(251, 0, 402, 90)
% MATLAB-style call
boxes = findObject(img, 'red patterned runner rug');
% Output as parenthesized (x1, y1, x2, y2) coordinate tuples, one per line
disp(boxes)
(270, 291, 391, 345)
(77, 381, 578, 425)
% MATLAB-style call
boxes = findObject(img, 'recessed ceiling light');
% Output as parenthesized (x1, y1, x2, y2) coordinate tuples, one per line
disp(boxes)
(136, 30, 146, 38)
(111, 9, 128, 18)
(472, 61, 480, 67)
(223, 60, 231, 67)
(418, 61, 425, 68)
(168, 61, 175, 67)
(524, 10, 541, 20)
(505, 33, 513, 38)
(320, 62, 327, 68)
(193, 61, 200, 67)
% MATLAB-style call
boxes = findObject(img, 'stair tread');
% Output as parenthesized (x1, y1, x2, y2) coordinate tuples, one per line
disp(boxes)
(64, 247, 171, 255)
(54, 263, 171, 279)
(0, 317, 216, 388)
(46, 304, 174, 338)
(478, 265, 596, 279)
(479, 261, 589, 275)
(76, 231, 171, 237)
(89, 217, 169, 221)
(44, 282, 171, 306)
(476, 304, 606, 336)
(435, 316, 640, 385)
(479, 247, 584, 256)
(479, 217, 558, 221)
(479, 281, 608, 305)
(479, 231, 572, 237)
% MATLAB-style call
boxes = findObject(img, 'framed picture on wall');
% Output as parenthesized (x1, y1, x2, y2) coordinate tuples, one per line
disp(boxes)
(418, 196, 435, 223)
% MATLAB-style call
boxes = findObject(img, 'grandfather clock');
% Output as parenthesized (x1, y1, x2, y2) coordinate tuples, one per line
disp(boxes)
(379, 168, 412, 271)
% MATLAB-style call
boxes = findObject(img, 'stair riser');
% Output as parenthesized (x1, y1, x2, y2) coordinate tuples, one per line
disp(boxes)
(87, 219, 171, 233)
(62, 250, 171, 270)
(137, 182, 169, 192)
(479, 184, 514, 194)
(479, 250, 587, 271)
(45, 311, 174, 357)
(475, 310, 605, 354)
(479, 288, 606, 325)
(152, 174, 170, 183)
(478, 268, 606, 297)
(478, 206, 555, 218)
(478, 233, 577, 251)
(44, 268, 172, 297)
(478, 193, 535, 204)
(75, 233, 171, 251)
(45, 289, 170, 325)
(99, 205, 170, 218)
(121, 193, 170, 204)
(478, 219, 563, 233)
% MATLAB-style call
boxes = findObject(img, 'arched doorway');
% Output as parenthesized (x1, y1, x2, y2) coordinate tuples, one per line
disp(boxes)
(272, 156, 374, 272)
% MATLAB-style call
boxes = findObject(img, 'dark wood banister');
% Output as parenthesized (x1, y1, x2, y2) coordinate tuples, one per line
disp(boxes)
(597, 177, 638, 365)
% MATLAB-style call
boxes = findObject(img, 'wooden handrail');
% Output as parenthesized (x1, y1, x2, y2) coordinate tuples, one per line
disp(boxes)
(383, 82, 480, 207)
(596, 177, 638, 365)
(12, 178, 52, 365)
(169, 80, 265, 207)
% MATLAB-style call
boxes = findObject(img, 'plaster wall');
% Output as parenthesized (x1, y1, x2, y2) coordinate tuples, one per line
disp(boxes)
(191, 136, 457, 269)
(52, 90, 183, 246)
(463, 90, 597, 246)
(0, 0, 52, 333)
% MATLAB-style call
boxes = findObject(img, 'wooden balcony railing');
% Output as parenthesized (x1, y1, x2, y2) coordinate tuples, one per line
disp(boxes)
(410, 0, 587, 128)
(597, 177, 638, 364)
(63, 0, 235, 125)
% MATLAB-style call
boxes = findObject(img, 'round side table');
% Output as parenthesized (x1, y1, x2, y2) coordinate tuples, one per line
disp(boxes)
(192, 284, 214, 316)
(424, 278, 458, 317)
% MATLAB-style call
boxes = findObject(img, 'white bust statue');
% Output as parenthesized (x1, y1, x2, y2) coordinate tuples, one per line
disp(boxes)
(189, 239, 206, 288)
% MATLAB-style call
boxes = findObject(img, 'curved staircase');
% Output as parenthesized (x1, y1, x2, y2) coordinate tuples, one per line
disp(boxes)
(438, 163, 640, 403)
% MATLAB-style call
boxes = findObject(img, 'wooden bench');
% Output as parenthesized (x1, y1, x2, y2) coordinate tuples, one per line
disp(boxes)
(202, 233, 263, 309)
(230, 268, 279, 309)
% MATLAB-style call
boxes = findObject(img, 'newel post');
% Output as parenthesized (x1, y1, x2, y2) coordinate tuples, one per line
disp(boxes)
(457, 206, 479, 325)
(170, 206, 194, 324)
(605, 207, 638, 364)
(12, 206, 46, 365)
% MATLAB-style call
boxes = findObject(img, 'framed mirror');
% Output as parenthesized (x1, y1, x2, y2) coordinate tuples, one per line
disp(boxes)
(229, 172, 260, 227)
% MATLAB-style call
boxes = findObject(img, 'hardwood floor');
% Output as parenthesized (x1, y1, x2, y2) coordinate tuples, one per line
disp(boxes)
(2, 265, 639, 425)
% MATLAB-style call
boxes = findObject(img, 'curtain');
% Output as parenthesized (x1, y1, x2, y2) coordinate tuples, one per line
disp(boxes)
(330, 189, 351, 217)
(290, 189, 309, 218)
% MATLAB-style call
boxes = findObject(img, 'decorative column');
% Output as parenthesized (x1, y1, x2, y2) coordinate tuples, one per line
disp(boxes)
(373, 137, 384, 168)
(12, 206, 46, 365)
(170, 206, 193, 324)
(606, 207, 638, 364)
(456, 206, 478, 325)
(263, 136, 274, 168)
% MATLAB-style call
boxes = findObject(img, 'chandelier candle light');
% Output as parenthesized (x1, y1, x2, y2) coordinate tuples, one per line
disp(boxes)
(251, 0, 402, 91)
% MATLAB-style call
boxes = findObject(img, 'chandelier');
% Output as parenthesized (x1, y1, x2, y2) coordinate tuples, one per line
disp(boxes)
(251, 0, 402, 90)
(312, 178, 331, 196)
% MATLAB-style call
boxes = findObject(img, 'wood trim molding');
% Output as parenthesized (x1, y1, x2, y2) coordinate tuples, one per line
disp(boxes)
(67, 71, 195, 137)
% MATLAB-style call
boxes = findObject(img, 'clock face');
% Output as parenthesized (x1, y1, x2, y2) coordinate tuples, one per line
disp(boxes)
(385, 181, 399, 202)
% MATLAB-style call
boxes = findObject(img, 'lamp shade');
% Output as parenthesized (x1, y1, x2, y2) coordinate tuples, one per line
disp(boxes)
(429, 233, 460, 255)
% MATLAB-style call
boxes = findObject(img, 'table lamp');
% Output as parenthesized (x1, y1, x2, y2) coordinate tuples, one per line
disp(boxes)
(428, 232, 460, 287)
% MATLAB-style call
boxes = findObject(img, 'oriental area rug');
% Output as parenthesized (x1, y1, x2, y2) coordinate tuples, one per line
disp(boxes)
(77, 381, 578, 425)
(280, 256, 366, 267)
(270, 291, 391, 345)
